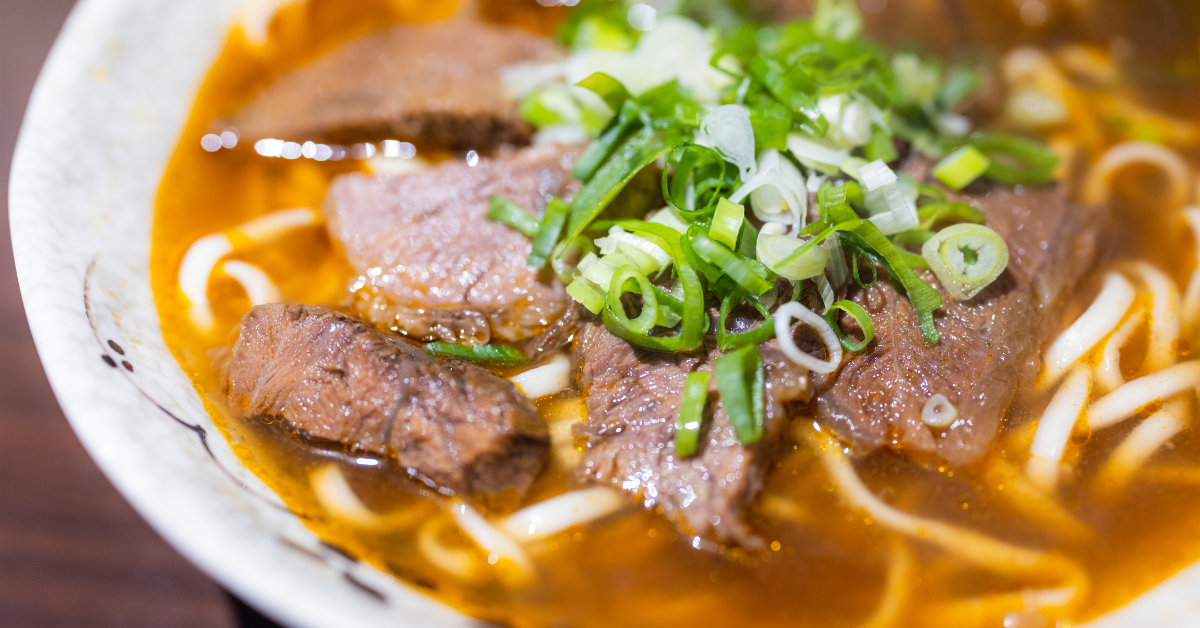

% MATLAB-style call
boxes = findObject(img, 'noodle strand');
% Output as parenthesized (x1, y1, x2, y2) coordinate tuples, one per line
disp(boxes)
(1040, 273, 1136, 388)
(1026, 366, 1092, 494)
(1087, 361, 1200, 429)
(1125, 262, 1182, 373)
(1093, 396, 1191, 499)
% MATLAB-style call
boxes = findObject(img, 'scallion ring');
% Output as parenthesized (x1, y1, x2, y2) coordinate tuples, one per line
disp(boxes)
(601, 264, 708, 352)
(717, 291, 776, 351)
(921, 223, 1009, 301)
(606, 266, 659, 335)
(774, 301, 844, 375)
(823, 300, 875, 352)
(662, 144, 730, 221)
(849, 253, 878, 289)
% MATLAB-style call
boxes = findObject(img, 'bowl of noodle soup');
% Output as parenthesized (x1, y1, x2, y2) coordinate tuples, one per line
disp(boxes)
(10, 0, 1200, 627)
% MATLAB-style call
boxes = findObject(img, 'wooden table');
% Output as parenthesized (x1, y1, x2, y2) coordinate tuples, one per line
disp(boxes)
(0, 2, 267, 626)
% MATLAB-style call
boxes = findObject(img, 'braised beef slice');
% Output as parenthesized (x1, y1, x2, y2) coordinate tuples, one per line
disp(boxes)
(226, 19, 563, 150)
(573, 323, 813, 543)
(224, 303, 548, 495)
(323, 145, 581, 352)
(817, 182, 1103, 466)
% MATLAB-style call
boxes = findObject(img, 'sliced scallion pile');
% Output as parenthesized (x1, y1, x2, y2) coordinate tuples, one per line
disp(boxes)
(477, 0, 1057, 448)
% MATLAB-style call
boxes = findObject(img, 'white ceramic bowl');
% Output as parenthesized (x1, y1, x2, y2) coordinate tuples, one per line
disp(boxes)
(9, 1, 1200, 626)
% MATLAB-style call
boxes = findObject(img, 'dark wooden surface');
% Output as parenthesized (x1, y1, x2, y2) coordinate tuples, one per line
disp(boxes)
(0, 1, 243, 626)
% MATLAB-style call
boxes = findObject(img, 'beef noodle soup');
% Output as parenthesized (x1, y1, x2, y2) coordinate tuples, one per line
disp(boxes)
(152, 1, 1200, 626)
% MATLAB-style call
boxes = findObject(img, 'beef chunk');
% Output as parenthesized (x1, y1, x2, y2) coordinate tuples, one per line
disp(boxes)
(323, 145, 580, 352)
(817, 183, 1103, 466)
(224, 303, 549, 495)
(227, 19, 563, 150)
(573, 323, 813, 543)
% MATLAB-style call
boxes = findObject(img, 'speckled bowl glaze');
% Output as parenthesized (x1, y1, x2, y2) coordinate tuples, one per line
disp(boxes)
(8, 1, 1200, 626)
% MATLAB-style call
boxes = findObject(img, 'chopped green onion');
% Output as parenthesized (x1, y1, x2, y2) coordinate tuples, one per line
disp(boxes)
(519, 85, 580, 128)
(699, 105, 757, 181)
(602, 264, 708, 352)
(572, 99, 643, 183)
(581, 256, 621, 290)
(714, 344, 765, 446)
(575, 72, 631, 113)
(786, 133, 848, 174)
(737, 219, 760, 259)
(917, 202, 987, 230)
(606, 266, 659, 335)
(596, 227, 672, 271)
(655, 302, 682, 328)
(717, 291, 776, 351)
(858, 160, 919, 235)
(932, 146, 991, 190)
(840, 157, 869, 183)
(747, 97, 791, 150)
(528, 197, 570, 269)
(637, 80, 704, 134)
(917, 184, 947, 204)
(615, 245, 660, 275)
(805, 221, 941, 344)
(815, 181, 861, 223)
(922, 223, 1010, 301)
(424, 342, 527, 367)
(748, 56, 827, 137)
(823, 235, 850, 286)
(662, 144, 730, 221)
(849, 251, 879, 288)
(522, 6, 1052, 355)
(967, 134, 1058, 185)
(648, 208, 691, 234)
(565, 127, 672, 243)
(710, 198, 745, 250)
(550, 234, 596, 284)
(486, 196, 539, 238)
(864, 125, 898, 163)
(681, 233, 734, 293)
(823, 300, 875, 352)
(757, 233, 829, 280)
(689, 229, 775, 296)
(675, 371, 711, 458)
(567, 277, 606, 314)
(597, 219, 686, 264)
(653, 283, 686, 316)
